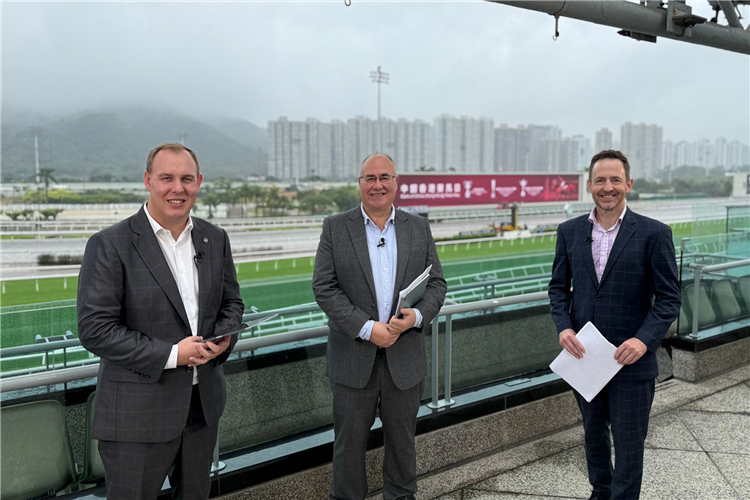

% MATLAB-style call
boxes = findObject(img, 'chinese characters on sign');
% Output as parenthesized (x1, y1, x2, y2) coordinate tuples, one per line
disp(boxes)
(395, 174, 581, 207)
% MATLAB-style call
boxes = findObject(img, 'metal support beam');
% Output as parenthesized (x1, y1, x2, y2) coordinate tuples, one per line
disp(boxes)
(718, 0, 744, 29)
(488, 1, 750, 55)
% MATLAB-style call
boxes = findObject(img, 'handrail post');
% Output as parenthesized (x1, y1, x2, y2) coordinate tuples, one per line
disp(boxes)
(691, 264, 703, 339)
(210, 439, 226, 473)
(429, 317, 440, 408)
(444, 315, 455, 407)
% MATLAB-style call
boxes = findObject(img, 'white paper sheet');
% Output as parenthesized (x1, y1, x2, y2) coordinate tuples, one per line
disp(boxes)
(549, 321, 623, 402)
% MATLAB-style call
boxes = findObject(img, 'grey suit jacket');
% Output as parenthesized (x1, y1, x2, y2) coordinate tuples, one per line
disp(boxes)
(77, 207, 244, 443)
(312, 207, 447, 391)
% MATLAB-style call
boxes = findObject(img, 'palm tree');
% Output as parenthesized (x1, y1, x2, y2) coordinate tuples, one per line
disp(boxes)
(39, 168, 57, 203)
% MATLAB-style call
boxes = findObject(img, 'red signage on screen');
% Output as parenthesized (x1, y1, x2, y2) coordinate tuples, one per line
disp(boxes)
(395, 174, 581, 207)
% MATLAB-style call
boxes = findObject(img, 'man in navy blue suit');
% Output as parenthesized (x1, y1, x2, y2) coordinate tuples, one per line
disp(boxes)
(549, 150, 681, 500)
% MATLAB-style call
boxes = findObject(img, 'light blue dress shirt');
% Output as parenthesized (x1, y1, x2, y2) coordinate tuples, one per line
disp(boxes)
(357, 204, 423, 341)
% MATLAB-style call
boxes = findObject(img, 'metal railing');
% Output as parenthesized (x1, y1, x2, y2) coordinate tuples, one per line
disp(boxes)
(0, 291, 550, 401)
(686, 259, 750, 338)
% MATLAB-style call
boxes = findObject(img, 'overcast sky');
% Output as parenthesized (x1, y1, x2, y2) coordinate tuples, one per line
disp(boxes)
(3, 1, 748, 143)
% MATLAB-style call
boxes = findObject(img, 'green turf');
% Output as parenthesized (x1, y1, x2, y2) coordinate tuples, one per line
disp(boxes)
(0, 217, 737, 355)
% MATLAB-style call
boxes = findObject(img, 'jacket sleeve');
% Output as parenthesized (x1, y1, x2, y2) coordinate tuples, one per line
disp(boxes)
(312, 217, 372, 339)
(634, 225, 682, 352)
(548, 226, 574, 334)
(77, 232, 172, 381)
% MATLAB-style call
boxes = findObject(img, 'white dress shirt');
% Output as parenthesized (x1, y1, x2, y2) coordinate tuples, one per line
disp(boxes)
(144, 202, 200, 384)
(588, 205, 627, 283)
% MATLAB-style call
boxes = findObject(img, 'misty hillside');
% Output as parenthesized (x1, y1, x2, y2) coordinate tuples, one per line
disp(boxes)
(1, 108, 267, 182)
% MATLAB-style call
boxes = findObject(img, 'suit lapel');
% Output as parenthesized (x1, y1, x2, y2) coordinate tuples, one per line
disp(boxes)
(131, 208, 190, 327)
(598, 209, 636, 288)
(346, 209, 377, 301)
(394, 210, 411, 296)
(579, 217, 598, 285)
(191, 219, 212, 334)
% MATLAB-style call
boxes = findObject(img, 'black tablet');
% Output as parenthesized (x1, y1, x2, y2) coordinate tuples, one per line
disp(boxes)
(199, 313, 278, 343)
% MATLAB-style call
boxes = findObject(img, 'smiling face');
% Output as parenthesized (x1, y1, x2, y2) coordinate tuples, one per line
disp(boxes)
(144, 148, 202, 235)
(587, 158, 633, 217)
(358, 154, 398, 218)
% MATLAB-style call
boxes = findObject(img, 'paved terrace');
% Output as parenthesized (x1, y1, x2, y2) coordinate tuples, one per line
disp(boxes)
(367, 362, 750, 500)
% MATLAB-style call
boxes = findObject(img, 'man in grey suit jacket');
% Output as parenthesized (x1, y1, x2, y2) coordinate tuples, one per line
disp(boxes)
(313, 154, 447, 500)
(78, 143, 244, 500)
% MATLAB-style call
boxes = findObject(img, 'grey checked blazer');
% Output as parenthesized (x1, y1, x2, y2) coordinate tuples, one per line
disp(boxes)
(313, 207, 447, 391)
(549, 209, 681, 381)
(77, 207, 244, 443)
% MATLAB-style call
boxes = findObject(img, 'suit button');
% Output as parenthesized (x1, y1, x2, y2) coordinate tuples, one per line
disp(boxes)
(596, 296, 602, 301)
(130, 369, 136, 374)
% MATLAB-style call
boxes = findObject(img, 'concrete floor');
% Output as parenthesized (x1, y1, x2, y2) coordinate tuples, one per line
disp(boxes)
(379, 363, 750, 500)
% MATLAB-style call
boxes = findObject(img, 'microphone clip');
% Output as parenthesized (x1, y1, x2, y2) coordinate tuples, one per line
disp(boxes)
(194, 251, 205, 265)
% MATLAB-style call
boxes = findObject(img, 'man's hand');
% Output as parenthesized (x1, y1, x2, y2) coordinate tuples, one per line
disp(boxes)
(388, 308, 417, 336)
(189, 335, 232, 367)
(370, 322, 400, 348)
(559, 329, 586, 359)
(614, 338, 647, 365)
(176, 336, 204, 366)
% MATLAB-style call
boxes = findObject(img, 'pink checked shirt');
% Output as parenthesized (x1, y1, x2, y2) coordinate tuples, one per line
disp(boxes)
(588, 206, 627, 283)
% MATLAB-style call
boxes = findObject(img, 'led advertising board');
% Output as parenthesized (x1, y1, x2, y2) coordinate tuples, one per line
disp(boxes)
(395, 173, 582, 207)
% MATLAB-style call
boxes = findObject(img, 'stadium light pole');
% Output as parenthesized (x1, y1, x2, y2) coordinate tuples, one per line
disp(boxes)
(370, 66, 389, 152)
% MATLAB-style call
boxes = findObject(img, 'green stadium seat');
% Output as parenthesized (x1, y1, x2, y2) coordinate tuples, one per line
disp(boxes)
(78, 391, 105, 485)
(683, 283, 716, 330)
(710, 279, 743, 322)
(737, 275, 750, 313)
(1, 400, 78, 500)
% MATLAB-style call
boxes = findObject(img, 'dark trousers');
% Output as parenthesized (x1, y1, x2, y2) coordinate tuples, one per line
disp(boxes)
(98, 385, 218, 500)
(575, 377, 655, 500)
(329, 349, 425, 500)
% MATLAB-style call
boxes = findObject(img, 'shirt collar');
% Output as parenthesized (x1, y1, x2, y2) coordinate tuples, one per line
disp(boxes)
(360, 203, 396, 227)
(144, 201, 194, 238)
(588, 205, 627, 229)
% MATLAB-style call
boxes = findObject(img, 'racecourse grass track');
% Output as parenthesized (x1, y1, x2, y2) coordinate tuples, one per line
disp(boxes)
(0, 218, 738, 352)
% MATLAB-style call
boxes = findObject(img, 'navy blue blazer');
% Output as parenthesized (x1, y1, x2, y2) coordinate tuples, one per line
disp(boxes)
(549, 208, 681, 381)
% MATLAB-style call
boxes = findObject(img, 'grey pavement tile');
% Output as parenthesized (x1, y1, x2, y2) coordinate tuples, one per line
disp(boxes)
(431, 492, 462, 500)
(709, 452, 750, 499)
(470, 446, 591, 498)
(682, 384, 750, 414)
(645, 413, 702, 451)
(415, 427, 585, 500)
(722, 363, 750, 383)
(463, 490, 584, 500)
(640, 448, 738, 500)
(651, 377, 738, 416)
(678, 410, 750, 454)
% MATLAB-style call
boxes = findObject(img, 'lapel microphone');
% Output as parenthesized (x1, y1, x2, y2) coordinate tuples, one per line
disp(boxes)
(194, 251, 205, 265)
(377, 237, 385, 248)
(584, 237, 594, 243)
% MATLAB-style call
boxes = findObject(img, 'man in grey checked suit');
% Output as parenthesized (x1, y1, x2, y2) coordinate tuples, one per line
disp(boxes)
(313, 154, 447, 500)
(78, 143, 244, 500)
(549, 150, 681, 500)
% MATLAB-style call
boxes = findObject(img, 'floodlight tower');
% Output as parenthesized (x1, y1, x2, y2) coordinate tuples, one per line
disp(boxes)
(370, 66, 389, 151)
(34, 127, 42, 184)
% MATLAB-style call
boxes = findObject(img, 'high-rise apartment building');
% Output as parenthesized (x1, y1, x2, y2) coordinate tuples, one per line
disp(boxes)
(434, 115, 494, 172)
(620, 122, 663, 179)
(595, 128, 613, 153)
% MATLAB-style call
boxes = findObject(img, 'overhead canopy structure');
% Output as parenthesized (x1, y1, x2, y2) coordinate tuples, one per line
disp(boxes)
(488, 0, 750, 55)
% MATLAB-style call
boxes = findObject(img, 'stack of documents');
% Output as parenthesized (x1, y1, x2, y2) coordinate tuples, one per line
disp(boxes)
(394, 265, 433, 315)
(549, 321, 623, 402)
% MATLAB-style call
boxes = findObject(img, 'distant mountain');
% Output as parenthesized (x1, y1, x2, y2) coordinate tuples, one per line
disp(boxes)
(1, 108, 267, 182)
